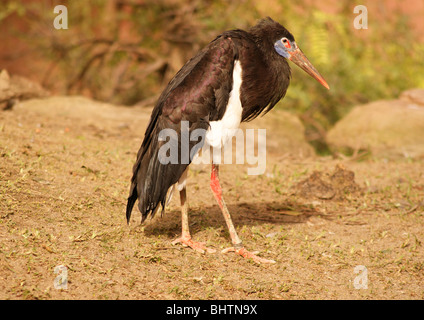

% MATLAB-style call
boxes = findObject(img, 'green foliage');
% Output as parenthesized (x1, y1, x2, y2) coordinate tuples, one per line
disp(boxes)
(2, 0, 424, 153)
(0, 1, 25, 22)
(277, 5, 424, 153)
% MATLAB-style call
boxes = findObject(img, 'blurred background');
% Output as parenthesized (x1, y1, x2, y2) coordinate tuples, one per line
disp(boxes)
(1, 0, 423, 154)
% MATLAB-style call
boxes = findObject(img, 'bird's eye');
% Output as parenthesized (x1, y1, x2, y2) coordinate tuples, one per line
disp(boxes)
(281, 38, 291, 49)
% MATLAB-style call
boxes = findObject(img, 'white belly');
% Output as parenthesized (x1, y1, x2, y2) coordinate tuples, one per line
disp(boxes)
(205, 60, 243, 149)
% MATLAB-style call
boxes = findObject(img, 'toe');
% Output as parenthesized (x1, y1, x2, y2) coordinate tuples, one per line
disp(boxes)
(222, 246, 276, 264)
(172, 236, 216, 254)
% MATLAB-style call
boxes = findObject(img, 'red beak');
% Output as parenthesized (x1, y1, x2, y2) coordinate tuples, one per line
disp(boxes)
(289, 48, 330, 90)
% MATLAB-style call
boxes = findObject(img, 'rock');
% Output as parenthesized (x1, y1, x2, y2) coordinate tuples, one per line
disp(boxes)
(240, 109, 315, 158)
(296, 164, 361, 200)
(0, 69, 49, 110)
(327, 97, 424, 159)
(0, 70, 10, 91)
(14, 96, 314, 160)
(400, 88, 424, 106)
(14, 95, 149, 121)
(13, 95, 152, 137)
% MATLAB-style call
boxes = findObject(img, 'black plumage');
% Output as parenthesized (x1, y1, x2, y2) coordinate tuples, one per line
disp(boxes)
(126, 17, 328, 263)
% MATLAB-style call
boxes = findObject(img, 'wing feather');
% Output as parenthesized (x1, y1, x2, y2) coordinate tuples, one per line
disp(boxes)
(126, 35, 239, 222)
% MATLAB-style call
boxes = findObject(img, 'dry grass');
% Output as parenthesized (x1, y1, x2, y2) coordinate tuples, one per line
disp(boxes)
(0, 96, 423, 299)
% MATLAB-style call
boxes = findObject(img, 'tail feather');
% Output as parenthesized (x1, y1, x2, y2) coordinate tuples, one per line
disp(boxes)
(126, 185, 138, 224)
(126, 115, 209, 224)
(125, 130, 189, 224)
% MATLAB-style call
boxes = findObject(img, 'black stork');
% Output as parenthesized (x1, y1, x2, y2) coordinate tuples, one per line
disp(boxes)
(126, 17, 329, 264)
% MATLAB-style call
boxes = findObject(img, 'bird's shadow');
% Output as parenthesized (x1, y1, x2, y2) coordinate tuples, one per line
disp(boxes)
(140, 199, 321, 240)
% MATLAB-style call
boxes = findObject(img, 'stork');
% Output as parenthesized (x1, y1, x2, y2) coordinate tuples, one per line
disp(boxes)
(126, 17, 329, 264)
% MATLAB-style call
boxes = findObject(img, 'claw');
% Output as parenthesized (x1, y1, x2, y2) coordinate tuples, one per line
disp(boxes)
(222, 246, 276, 264)
(172, 236, 216, 254)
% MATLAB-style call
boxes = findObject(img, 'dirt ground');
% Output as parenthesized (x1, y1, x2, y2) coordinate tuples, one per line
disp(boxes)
(0, 96, 423, 300)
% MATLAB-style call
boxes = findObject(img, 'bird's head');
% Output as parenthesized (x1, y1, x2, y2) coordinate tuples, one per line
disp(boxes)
(273, 25, 329, 90)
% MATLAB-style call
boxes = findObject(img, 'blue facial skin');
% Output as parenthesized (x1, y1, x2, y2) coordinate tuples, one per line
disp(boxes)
(274, 38, 296, 59)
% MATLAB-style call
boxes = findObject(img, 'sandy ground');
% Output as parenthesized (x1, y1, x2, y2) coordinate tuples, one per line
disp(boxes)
(0, 96, 423, 300)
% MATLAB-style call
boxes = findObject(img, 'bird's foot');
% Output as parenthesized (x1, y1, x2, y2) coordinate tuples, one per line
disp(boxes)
(172, 236, 216, 254)
(222, 246, 276, 264)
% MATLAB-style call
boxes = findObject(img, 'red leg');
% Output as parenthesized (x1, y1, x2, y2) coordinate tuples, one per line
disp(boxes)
(210, 164, 275, 264)
(172, 175, 216, 254)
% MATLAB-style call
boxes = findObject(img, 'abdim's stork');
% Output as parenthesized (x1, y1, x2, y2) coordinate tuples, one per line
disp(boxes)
(126, 17, 329, 263)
